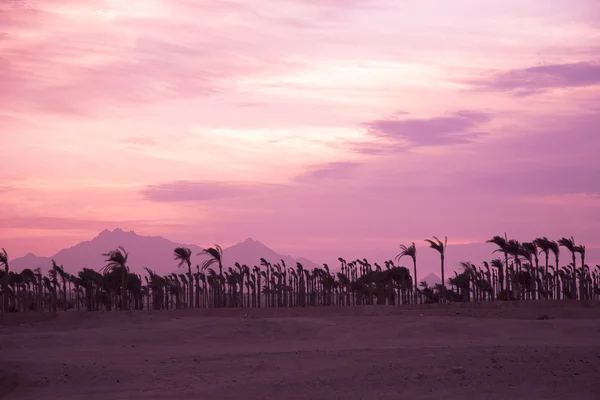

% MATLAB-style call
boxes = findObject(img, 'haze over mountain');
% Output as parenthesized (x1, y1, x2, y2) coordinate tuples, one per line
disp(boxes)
(8, 229, 320, 275)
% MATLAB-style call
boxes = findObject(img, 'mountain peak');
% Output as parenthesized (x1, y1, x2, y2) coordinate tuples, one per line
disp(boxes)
(98, 228, 136, 237)
(422, 273, 441, 285)
(239, 238, 265, 247)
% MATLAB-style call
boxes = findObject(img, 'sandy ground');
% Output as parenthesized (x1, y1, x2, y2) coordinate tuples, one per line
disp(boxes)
(1, 301, 600, 400)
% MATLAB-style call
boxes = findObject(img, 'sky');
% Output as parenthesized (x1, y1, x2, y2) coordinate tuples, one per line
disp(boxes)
(1, 0, 600, 268)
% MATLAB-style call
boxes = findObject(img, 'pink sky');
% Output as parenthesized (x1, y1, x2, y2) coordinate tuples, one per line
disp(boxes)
(1, 0, 600, 266)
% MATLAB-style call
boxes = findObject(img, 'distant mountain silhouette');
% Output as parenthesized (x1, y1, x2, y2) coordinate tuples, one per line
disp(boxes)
(9, 231, 599, 277)
(8, 229, 320, 275)
(421, 273, 441, 286)
(9, 253, 53, 272)
(215, 238, 320, 272)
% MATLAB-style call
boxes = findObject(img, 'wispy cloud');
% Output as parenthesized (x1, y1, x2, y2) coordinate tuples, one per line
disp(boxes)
(141, 180, 288, 202)
(0, 0, 318, 116)
(362, 110, 491, 149)
(470, 62, 600, 96)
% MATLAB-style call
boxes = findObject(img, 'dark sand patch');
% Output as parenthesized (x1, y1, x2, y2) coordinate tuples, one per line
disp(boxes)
(0, 370, 21, 399)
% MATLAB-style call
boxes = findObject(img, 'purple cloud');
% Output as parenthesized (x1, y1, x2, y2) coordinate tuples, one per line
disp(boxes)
(141, 181, 288, 202)
(0, 36, 221, 116)
(354, 110, 600, 200)
(363, 110, 490, 148)
(471, 62, 600, 96)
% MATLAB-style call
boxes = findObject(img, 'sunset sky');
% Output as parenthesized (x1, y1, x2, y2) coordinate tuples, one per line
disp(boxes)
(1, 0, 600, 266)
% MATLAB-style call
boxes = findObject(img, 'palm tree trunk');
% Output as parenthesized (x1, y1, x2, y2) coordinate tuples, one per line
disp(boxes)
(412, 258, 418, 304)
(571, 253, 577, 300)
(504, 253, 510, 293)
(121, 268, 127, 311)
(544, 253, 549, 298)
(3, 266, 8, 313)
(62, 282, 67, 311)
(187, 264, 193, 308)
(440, 255, 445, 303)
(195, 274, 200, 308)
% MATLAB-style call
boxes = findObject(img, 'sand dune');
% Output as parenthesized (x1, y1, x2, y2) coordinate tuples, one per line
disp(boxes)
(1, 302, 600, 399)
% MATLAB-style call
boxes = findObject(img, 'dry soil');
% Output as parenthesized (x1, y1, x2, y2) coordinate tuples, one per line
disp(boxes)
(1, 301, 600, 399)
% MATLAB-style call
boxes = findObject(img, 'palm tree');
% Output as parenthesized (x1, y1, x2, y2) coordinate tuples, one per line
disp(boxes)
(395, 242, 417, 304)
(424, 236, 447, 302)
(1, 248, 8, 313)
(457, 261, 477, 301)
(102, 246, 129, 311)
(575, 244, 586, 299)
(533, 237, 553, 298)
(174, 247, 193, 308)
(199, 245, 224, 307)
(521, 242, 538, 299)
(487, 234, 510, 295)
(548, 240, 560, 299)
(49, 261, 60, 312)
(558, 237, 578, 300)
(51, 261, 69, 310)
(488, 258, 504, 298)
(503, 239, 524, 299)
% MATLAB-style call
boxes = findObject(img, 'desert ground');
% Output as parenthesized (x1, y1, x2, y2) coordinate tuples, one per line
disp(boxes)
(1, 301, 600, 400)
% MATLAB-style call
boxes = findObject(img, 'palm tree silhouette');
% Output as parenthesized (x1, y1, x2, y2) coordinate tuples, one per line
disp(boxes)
(424, 236, 447, 302)
(574, 244, 586, 299)
(102, 246, 129, 311)
(548, 240, 560, 299)
(503, 239, 524, 299)
(533, 237, 553, 298)
(49, 261, 60, 312)
(489, 258, 505, 297)
(558, 237, 577, 299)
(521, 242, 538, 300)
(395, 242, 417, 304)
(174, 247, 193, 308)
(487, 234, 510, 296)
(51, 261, 69, 311)
(199, 245, 224, 307)
(1, 248, 8, 313)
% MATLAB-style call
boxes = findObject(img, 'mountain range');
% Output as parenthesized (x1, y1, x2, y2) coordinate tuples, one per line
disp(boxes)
(7, 228, 445, 286)
(9, 229, 599, 287)
(8, 229, 321, 276)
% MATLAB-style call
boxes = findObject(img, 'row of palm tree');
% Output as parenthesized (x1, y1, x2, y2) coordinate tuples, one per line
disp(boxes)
(485, 235, 595, 300)
(1, 234, 599, 313)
